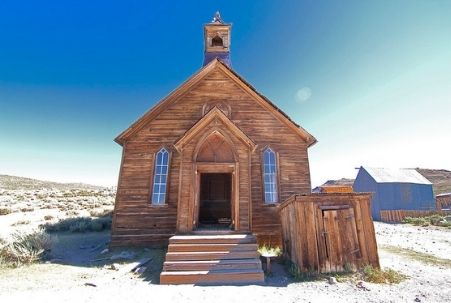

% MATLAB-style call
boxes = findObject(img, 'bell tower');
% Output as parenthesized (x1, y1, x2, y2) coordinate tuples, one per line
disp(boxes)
(203, 12, 231, 67)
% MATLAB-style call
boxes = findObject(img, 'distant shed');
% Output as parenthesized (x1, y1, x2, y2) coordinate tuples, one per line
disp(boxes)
(436, 193, 451, 211)
(353, 167, 435, 221)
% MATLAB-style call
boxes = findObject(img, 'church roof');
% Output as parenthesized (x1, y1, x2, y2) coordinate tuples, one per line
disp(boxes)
(115, 59, 317, 147)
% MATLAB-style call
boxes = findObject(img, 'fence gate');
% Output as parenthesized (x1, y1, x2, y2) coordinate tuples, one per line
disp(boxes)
(317, 205, 361, 273)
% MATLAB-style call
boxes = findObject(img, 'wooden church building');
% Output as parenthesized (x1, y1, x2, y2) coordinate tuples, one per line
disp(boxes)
(111, 12, 316, 248)
(111, 13, 378, 284)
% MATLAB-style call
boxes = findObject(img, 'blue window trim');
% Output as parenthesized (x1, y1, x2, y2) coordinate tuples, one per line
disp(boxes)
(262, 147, 278, 204)
(151, 148, 170, 205)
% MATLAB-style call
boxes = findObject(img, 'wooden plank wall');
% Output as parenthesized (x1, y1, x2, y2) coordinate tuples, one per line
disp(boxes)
(278, 193, 380, 273)
(379, 209, 447, 223)
(436, 194, 451, 211)
(111, 66, 312, 246)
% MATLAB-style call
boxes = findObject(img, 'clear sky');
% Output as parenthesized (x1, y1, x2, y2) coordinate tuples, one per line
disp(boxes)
(1, 1, 450, 187)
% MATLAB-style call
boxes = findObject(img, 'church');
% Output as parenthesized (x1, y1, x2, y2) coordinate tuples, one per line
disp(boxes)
(111, 13, 378, 284)
(111, 12, 316, 247)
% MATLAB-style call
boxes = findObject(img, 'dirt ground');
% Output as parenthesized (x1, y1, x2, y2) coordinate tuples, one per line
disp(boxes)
(0, 222, 450, 303)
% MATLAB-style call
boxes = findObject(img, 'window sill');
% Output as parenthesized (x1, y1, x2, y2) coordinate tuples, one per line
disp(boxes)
(149, 203, 169, 208)
(262, 203, 280, 207)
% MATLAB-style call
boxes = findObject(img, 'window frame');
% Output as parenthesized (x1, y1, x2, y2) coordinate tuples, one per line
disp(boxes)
(149, 147, 171, 206)
(261, 146, 280, 205)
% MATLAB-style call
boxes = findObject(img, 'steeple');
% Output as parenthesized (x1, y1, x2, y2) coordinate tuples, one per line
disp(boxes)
(203, 11, 231, 67)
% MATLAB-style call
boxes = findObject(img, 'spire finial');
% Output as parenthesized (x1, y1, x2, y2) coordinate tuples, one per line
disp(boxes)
(212, 11, 223, 23)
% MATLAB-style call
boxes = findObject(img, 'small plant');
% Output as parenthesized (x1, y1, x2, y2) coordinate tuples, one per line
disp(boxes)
(360, 265, 406, 284)
(20, 207, 34, 213)
(284, 260, 321, 282)
(11, 220, 31, 226)
(44, 215, 54, 221)
(258, 245, 282, 257)
(0, 230, 52, 267)
(65, 210, 80, 217)
(89, 208, 112, 217)
(0, 207, 12, 215)
(403, 215, 451, 228)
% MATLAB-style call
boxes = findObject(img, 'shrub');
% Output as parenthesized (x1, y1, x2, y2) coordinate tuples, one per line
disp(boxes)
(284, 260, 321, 282)
(11, 220, 31, 226)
(0, 231, 52, 267)
(43, 216, 112, 233)
(44, 215, 54, 221)
(361, 265, 406, 284)
(20, 207, 34, 213)
(65, 210, 79, 217)
(403, 215, 451, 228)
(89, 209, 112, 218)
(0, 208, 12, 215)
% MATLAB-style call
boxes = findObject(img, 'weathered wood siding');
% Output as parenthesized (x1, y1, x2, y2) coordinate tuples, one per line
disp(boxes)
(111, 66, 311, 246)
(279, 193, 379, 272)
(436, 194, 451, 211)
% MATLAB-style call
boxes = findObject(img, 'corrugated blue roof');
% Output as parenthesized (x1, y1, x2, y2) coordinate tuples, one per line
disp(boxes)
(362, 167, 432, 185)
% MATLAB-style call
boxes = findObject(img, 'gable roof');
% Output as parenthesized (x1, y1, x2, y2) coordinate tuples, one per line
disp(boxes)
(359, 167, 432, 185)
(174, 106, 256, 151)
(115, 59, 317, 147)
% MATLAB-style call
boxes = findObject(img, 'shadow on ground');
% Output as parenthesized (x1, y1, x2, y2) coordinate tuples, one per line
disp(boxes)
(47, 229, 293, 287)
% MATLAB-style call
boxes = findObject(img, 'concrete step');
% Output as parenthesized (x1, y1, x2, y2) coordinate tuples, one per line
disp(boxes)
(160, 269, 265, 285)
(163, 258, 262, 271)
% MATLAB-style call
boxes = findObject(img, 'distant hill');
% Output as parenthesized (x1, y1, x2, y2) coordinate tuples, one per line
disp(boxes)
(416, 168, 451, 195)
(0, 175, 106, 191)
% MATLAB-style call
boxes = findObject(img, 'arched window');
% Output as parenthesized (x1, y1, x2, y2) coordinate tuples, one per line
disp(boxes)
(151, 148, 170, 204)
(212, 35, 223, 47)
(262, 147, 278, 203)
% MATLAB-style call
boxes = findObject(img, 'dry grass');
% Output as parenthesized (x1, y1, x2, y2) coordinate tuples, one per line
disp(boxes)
(11, 220, 31, 226)
(381, 245, 451, 268)
(42, 216, 112, 233)
(0, 208, 12, 216)
(0, 231, 52, 267)
(360, 265, 407, 284)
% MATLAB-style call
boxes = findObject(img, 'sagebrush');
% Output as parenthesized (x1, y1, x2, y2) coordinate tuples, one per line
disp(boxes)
(0, 231, 52, 267)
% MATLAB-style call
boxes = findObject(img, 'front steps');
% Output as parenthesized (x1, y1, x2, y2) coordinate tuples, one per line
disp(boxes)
(160, 234, 265, 285)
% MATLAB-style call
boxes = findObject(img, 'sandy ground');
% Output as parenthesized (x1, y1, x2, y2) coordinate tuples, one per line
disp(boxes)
(1, 222, 450, 303)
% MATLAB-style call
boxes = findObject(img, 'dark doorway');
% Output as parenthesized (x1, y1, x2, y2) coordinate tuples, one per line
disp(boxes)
(198, 173, 232, 229)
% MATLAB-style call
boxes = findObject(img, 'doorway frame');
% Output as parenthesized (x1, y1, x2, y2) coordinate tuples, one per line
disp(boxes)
(193, 162, 239, 231)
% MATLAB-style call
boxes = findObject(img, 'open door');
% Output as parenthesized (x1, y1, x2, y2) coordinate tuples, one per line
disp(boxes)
(197, 173, 232, 230)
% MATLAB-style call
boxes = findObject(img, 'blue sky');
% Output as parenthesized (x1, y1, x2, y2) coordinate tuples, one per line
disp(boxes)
(1, 1, 450, 186)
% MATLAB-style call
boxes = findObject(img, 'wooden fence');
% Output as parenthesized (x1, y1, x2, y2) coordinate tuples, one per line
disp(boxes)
(278, 193, 379, 273)
(380, 209, 447, 223)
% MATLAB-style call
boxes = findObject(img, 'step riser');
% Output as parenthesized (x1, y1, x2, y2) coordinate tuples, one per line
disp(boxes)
(168, 243, 258, 252)
(160, 272, 265, 285)
(163, 261, 261, 271)
(165, 251, 258, 261)
(169, 238, 255, 245)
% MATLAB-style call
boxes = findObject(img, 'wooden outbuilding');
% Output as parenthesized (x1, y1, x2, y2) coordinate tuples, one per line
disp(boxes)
(279, 193, 379, 273)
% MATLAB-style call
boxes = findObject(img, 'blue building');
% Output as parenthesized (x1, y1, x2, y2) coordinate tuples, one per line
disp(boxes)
(353, 167, 435, 220)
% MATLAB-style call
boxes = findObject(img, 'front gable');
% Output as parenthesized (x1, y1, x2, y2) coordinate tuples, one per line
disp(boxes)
(174, 107, 256, 152)
(115, 59, 316, 147)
